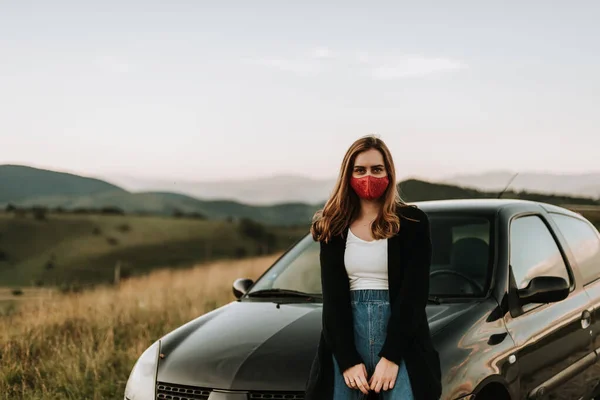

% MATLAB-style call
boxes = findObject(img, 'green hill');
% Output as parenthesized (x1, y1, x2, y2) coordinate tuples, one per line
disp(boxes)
(399, 179, 600, 206)
(7, 191, 320, 226)
(0, 212, 305, 287)
(0, 165, 126, 203)
(1, 164, 598, 227)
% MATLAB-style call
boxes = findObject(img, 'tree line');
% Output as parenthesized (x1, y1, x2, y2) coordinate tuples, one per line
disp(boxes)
(3, 204, 209, 220)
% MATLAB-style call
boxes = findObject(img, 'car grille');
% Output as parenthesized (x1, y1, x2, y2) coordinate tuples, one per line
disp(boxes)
(249, 393, 304, 399)
(155, 382, 304, 400)
(156, 382, 211, 400)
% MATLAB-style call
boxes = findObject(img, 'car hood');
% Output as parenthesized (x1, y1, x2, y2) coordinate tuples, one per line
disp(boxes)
(156, 299, 475, 391)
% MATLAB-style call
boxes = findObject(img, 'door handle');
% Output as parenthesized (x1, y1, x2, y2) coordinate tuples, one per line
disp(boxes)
(582, 310, 592, 329)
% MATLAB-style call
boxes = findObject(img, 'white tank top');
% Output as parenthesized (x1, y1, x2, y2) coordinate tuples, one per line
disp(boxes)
(344, 228, 389, 291)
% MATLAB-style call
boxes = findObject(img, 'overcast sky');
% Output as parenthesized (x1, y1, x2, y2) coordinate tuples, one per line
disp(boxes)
(1, 1, 599, 182)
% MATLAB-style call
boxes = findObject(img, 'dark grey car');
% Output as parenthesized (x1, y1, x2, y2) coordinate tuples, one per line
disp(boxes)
(124, 199, 600, 400)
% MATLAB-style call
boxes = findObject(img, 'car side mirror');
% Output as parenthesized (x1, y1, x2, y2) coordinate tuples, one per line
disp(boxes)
(517, 276, 569, 306)
(232, 278, 254, 299)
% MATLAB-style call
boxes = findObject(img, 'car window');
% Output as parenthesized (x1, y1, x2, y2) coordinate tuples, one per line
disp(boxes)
(551, 213, 600, 285)
(510, 215, 570, 290)
(453, 221, 490, 244)
(248, 235, 322, 295)
(248, 212, 494, 300)
(429, 215, 492, 297)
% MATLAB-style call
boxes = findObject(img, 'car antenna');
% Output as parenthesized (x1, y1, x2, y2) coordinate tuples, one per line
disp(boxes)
(497, 172, 519, 199)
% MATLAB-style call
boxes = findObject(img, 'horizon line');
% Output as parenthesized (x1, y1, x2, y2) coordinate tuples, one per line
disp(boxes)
(3, 162, 600, 184)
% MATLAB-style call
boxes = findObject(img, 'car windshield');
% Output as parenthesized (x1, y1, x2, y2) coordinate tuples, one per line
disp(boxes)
(247, 212, 494, 299)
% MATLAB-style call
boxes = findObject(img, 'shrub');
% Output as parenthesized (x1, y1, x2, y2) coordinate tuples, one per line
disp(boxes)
(117, 223, 131, 233)
(58, 282, 83, 294)
(238, 218, 267, 239)
(188, 212, 206, 220)
(101, 206, 125, 215)
(11, 289, 23, 296)
(120, 265, 133, 280)
(235, 247, 247, 258)
(32, 207, 47, 221)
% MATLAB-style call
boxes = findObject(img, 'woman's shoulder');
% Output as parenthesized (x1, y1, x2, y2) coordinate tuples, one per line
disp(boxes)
(396, 203, 429, 224)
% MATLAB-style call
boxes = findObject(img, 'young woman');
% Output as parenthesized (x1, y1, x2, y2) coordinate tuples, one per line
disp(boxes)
(304, 136, 442, 400)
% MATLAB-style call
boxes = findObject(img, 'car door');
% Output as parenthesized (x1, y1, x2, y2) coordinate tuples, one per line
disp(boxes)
(550, 212, 600, 395)
(503, 213, 595, 400)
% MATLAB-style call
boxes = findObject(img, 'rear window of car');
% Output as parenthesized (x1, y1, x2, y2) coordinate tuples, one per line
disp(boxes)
(551, 213, 600, 285)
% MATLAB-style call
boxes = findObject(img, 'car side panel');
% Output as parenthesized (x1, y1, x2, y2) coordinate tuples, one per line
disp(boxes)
(546, 210, 600, 398)
(503, 290, 594, 399)
(503, 209, 596, 400)
(433, 299, 519, 400)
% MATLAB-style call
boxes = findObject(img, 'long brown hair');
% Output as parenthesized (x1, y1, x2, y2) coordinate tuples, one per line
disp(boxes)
(311, 135, 410, 243)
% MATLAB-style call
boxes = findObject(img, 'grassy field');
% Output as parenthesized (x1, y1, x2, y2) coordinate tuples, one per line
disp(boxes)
(0, 211, 306, 287)
(0, 287, 55, 316)
(0, 253, 281, 400)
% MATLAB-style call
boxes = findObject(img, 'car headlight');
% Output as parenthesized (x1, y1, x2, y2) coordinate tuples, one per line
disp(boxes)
(124, 340, 160, 400)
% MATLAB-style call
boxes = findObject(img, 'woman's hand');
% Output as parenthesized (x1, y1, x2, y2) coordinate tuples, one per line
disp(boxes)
(369, 357, 399, 393)
(343, 363, 370, 394)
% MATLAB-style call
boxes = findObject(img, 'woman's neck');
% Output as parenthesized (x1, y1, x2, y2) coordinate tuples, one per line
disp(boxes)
(358, 199, 382, 220)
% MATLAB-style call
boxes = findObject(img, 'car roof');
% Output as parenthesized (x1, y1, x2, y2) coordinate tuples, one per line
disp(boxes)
(412, 198, 570, 214)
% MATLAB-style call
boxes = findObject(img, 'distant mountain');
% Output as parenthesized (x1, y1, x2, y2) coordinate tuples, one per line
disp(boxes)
(0, 165, 323, 225)
(0, 165, 126, 203)
(2, 164, 598, 226)
(103, 174, 336, 205)
(442, 171, 600, 199)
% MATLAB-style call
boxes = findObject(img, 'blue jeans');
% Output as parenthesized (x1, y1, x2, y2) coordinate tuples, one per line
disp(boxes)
(332, 289, 414, 400)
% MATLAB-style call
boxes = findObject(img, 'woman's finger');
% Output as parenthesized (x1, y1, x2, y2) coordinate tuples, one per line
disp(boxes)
(344, 374, 351, 388)
(369, 374, 380, 390)
(388, 377, 396, 390)
(382, 379, 390, 391)
(356, 373, 370, 395)
(389, 370, 398, 389)
(373, 376, 383, 393)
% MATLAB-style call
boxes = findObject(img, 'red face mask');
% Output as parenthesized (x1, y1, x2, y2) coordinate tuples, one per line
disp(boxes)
(350, 175, 389, 200)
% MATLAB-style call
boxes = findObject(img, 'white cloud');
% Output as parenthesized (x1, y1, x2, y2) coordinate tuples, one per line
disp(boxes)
(246, 57, 320, 76)
(245, 47, 334, 76)
(353, 51, 372, 64)
(247, 50, 467, 80)
(311, 47, 334, 59)
(95, 55, 133, 74)
(370, 56, 467, 79)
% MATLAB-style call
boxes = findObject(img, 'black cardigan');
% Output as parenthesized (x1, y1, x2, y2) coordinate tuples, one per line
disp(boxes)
(304, 206, 442, 400)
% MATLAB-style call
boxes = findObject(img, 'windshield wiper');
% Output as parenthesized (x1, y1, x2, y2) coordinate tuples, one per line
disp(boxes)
(246, 288, 322, 299)
(427, 295, 443, 304)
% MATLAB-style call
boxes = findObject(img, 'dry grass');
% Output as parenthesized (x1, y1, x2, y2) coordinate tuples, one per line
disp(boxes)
(0, 253, 281, 400)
